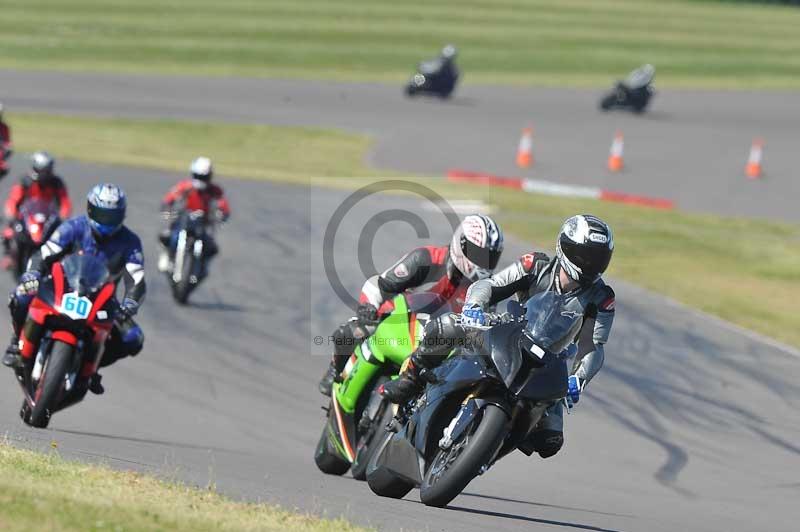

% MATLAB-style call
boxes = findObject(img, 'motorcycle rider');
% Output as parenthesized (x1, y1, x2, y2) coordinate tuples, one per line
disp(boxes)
(2, 152, 72, 267)
(0, 103, 11, 178)
(420, 44, 458, 79)
(2, 184, 146, 396)
(157, 157, 230, 274)
(381, 214, 616, 460)
(318, 214, 504, 396)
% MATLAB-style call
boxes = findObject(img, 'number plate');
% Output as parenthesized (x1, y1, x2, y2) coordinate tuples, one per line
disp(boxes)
(59, 292, 93, 320)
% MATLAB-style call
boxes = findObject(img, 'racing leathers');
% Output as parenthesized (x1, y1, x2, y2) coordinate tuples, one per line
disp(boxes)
(319, 245, 469, 395)
(158, 179, 230, 271)
(0, 120, 10, 178)
(8, 215, 146, 375)
(386, 252, 615, 459)
(3, 174, 72, 254)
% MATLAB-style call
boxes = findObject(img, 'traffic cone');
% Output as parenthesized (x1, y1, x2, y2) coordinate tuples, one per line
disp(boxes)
(516, 127, 534, 168)
(607, 130, 624, 172)
(745, 139, 764, 180)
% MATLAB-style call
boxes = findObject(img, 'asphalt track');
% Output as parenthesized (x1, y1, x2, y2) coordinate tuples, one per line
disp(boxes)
(0, 72, 796, 531)
(1, 70, 799, 221)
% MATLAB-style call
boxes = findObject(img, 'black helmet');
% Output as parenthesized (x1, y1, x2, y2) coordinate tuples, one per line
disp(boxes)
(556, 214, 613, 286)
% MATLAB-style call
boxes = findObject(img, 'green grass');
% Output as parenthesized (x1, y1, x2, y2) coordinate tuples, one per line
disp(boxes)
(1, 1, 800, 88)
(10, 111, 800, 348)
(0, 442, 368, 532)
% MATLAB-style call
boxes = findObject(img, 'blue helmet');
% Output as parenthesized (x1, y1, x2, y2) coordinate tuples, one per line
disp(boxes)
(87, 183, 127, 238)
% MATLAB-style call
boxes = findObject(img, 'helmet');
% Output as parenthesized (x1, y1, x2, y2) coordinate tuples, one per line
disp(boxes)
(190, 157, 213, 189)
(449, 214, 504, 282)
(31, 151, 55, 181)
(441, 44, 458, 60)
(87, 183, 127, 238)
(556, 214, 613, 286)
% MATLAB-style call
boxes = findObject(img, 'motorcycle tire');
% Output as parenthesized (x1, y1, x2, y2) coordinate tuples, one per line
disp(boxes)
(172, 251, 194, 305)
(351, 398, 393, 481)
(419, 404, 508, 508)
(28, 340, 73, 429)
(314, 425, 351, 476)
(405, 84, 417, 97)
(366, 430, 414, 499)
(600, 93, 616, 111)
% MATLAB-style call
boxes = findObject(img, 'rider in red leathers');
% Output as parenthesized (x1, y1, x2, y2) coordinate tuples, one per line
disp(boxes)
(0, 103, 12, 179)
(318, 214, 504, 396)
(157, 157, 230, 273)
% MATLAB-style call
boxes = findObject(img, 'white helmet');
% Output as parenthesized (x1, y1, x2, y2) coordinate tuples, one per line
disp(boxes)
(190, 157, 213, 189)
(449, 214, 504, 282)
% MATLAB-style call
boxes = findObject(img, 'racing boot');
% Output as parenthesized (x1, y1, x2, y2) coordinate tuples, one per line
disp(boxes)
(88, 373, 105, 395)
(318, 362, 340, 397)
(2, 335, 22, 368)
(380, 358, 424, 404)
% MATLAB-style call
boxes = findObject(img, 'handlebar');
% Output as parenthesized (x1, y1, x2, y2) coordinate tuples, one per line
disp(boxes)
(457, 312, 521, 331)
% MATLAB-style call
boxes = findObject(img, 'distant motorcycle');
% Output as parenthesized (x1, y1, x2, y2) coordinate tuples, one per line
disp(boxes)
(7, 198, 61, 279)
(600, 64, 655, 113)
(0, 144, 13, 178)
(16, 253, 119, 428)
(405, 56, 459, 98)
(164, 208, 213, 304)
(366, 292, 580, 507)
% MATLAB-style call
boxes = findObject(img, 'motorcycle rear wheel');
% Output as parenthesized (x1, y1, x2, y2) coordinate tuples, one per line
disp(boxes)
(419, 404, 508, 508)
(28, 340, 73, 428)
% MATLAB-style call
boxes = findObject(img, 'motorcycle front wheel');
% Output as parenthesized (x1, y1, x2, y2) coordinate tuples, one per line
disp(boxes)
(419, 403, 508, 508)
(28, 340, 74, 428)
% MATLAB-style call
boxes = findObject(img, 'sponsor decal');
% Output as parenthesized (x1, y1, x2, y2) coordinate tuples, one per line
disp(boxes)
(521, 253, 536, 271)
(601, 297, 615, 311)
(560, 309, 583, 320)
(393, 263, 409, 278)
(588, 233, 608, 244)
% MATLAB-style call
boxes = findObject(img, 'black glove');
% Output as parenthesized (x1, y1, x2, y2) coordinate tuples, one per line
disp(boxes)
(356, 303, 379, 324)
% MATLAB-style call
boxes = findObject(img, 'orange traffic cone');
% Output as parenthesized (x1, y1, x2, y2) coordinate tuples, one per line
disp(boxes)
(607, 131, 624, 172)
(516, 127, 534, 168)
(745, 139, 764, 180)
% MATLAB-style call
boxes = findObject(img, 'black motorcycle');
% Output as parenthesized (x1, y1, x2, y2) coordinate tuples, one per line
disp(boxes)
(164, 209, 210, 304)
(366, 291, 581, 507)
(600, 64, 655, 113)
(405, 58, 459, 98)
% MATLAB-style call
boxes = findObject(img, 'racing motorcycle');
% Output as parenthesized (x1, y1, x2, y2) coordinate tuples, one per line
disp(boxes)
(405, 60, 459, 98)
(0, 144, 12, 178)
(7, 198, 61, 279)
(366, 291, 580, 507)
(315, 292, 455, 481)
(15, 253, 118, 428)
(164, 209, 211, 304)
(600, 64, 655, 113)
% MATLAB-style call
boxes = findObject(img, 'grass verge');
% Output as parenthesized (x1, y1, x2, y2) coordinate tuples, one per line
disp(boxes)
(0, 442, 367, 532)
(10, 111, 800, 348)
(1, 1, 800, 89)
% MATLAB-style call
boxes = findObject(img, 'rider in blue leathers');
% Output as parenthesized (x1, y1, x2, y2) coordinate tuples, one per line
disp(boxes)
(2, 184, 145, 395)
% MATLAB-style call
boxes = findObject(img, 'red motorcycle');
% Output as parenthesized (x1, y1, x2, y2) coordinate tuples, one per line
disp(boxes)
(6, 198, 61, 278)
(15, 253, 118, 428)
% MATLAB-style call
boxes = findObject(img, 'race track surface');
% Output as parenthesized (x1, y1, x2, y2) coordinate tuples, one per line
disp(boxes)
(1, 70, 799, 222)
(0, 156, 798, 532)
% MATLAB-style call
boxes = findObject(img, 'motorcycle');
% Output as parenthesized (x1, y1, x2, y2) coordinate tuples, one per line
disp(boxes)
(7, 198, 61, 279)
(164, 209, 212, 305)
(15, 253, 118, 428)
(600, 64, 655, 113)
(315, 292, 455, 481)
(0, 144, 12, 178)
(405, 59, 459, 98)
(366, 291, 581, 507)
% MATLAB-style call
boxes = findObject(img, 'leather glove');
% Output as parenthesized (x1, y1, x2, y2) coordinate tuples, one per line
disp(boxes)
(356, 303, 379, 324)
(118, 297, 139, 320)
(461, 303, 486, 326)
(565, 375, 584, 410)
(214, 209, 228, 224)
(16, 271, 41, 296)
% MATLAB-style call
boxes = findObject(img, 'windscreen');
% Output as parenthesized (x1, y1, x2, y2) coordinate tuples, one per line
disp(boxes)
(61, 253, 111, 294)
(19, 198, 59, 221)
(524, 291, 582, 354)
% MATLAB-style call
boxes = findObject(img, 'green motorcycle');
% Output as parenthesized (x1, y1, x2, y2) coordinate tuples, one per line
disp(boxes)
(315, 292, 454, 480)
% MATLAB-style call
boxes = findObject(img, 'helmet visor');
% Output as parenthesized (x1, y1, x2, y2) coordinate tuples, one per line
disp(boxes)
(87, 201, 125, 228)
(462, 238, 502, 270)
